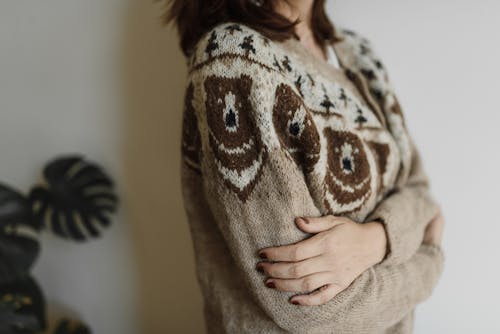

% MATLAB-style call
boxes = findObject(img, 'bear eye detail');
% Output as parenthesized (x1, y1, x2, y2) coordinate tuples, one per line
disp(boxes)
(289, 122, 301, 136)
(287, 106, 307, 138)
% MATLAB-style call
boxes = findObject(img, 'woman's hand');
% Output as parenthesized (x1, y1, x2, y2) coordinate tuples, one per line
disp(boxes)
(256, 215, 387, 306)
(423, 209, 445, 246)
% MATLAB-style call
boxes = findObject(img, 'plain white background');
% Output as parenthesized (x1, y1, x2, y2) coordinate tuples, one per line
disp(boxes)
(0, 0, 498, 333)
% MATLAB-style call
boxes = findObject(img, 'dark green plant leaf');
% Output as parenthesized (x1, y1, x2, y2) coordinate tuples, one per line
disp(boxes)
(0, 276, 46, 333)
(54, 319, 91, 334)
(0, 232, 39, 284)
(29, 155, 119, 241)
(0, 184, 31, 229)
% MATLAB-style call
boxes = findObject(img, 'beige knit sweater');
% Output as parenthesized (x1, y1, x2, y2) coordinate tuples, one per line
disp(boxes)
(180, 22, 444, 334)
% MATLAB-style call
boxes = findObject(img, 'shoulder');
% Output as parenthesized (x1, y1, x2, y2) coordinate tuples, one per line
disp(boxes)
(188, 22, 286, 75)
(333, 26, 395, 104)
(335, 26, 389, 78)
(186, 22, 298, 123)
(336, 27, 384, 65)
(335, 26, 378, 55)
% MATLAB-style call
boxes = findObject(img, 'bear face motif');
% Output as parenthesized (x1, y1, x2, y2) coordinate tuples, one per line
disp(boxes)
(323, 128, 372, 214)
(204, 74, 267, 201)
(272, 84, 320, 173)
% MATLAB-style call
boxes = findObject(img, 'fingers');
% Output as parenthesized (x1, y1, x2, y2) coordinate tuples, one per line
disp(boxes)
(295, 215, 346, 234)
(258, 215, 347, 261)
(289, 283, 346, 306)
(259, 234, 324, 262)
(265, 271, 333, 293)
(257, 255, 325, 279)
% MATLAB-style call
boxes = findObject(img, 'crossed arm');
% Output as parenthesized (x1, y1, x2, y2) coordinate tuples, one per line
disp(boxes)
(201, 144, 444, 333)
(256, 140, 444, 307)
(194, 61, 444, 332)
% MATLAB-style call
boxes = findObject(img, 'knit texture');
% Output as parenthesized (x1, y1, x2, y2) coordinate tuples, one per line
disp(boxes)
(180, 22, 444, 333)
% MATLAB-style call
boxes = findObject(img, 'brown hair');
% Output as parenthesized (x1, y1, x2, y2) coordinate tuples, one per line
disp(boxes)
(163, 0, 336, 56)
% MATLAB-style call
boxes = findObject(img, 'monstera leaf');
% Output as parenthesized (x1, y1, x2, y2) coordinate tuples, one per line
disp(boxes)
(53, 319, 91, 334)
(0, 277, 46, 333)
(29, 156, 118, 241)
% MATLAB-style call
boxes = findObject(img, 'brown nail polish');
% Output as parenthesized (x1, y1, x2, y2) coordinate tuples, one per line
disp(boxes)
(259, 252, 267, 259)
(265, 281, 276, 289)
(291, 300, 300, 305)
(256, 264, 264, 273)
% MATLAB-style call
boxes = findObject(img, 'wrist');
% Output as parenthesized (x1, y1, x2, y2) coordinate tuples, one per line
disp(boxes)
(364, 221, 388, 265)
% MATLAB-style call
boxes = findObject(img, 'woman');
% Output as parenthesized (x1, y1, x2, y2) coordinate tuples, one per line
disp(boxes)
(168, 0, 445, 333)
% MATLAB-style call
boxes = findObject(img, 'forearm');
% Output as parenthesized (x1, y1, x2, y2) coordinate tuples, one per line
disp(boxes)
(366, 141, 439, 266)
(214, 215, 443, 333)
(368, 184, 439, 266)
(321, 243, 444, 333)
(203, 161, 443, 333)
(201, 148, 441, 332)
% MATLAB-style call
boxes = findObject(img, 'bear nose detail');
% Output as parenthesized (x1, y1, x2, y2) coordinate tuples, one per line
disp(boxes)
(342, 158, 353, 172)
(225, 108, 237, 128)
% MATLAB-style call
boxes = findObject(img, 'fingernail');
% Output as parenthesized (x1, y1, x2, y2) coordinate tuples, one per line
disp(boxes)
(291, 300, 300, 305)
(259, 252, 267, 259)
(265, 281, 276, 289)
(256, 264, 264, 273)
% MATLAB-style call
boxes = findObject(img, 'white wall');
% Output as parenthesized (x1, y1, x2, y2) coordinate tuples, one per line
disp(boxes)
(330, 0, 500, 333)
(1, 0, 498, 333)
(0, 1, 138, 333)
(0, 1, 198, 333)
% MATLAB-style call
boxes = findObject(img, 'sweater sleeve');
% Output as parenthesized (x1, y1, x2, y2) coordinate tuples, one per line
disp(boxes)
(191, 64, 443, 332)
(366, 138, 440, 267)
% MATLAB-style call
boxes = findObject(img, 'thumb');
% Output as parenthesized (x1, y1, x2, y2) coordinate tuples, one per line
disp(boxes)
(295, 215, 345, 234)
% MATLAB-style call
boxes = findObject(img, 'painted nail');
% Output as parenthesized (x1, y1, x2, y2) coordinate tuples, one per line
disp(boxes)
(291, 300, 300, 305)
(259, 252, 267, 259)
(265, 281, 276, 289)
(256, 264, 264, 273)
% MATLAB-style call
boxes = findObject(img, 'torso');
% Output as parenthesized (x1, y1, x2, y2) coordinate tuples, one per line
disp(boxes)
(180, 22, 417, 333)
(185, 22, 413, 221)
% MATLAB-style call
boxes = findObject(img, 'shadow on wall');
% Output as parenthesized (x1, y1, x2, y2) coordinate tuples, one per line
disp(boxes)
(120, 1, 204, 333)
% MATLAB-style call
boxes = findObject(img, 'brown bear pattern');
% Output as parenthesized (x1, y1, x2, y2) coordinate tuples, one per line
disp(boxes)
(272, 84, 321, 173)
(366, 140, 391, 193)
(204, 74, 267, 202)
(191, 23, 407, 216)
(323, 128, 372, 214)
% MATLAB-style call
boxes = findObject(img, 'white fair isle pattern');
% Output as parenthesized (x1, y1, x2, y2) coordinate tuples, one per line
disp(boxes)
(338, 29, 413, 184)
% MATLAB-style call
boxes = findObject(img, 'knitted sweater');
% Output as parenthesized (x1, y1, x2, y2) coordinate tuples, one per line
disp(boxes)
(180, 22, 444, 334)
